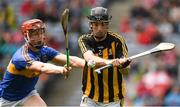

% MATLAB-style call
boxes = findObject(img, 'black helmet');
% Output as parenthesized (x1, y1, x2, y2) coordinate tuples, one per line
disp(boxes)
(87, 7, 112, 22)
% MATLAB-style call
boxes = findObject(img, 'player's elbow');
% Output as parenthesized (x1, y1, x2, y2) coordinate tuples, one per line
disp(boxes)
(83, 50, 94, 61)
(120, 66, 130, 76)
(27, 61, 44, 73)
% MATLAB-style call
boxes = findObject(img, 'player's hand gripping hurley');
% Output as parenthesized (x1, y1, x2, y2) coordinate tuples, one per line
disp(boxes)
(61, 8, 70, 79)
(95, 43, 175, 73)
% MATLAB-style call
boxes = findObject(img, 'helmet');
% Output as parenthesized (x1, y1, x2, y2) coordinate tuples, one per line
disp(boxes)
(21, 19, 45, 36)
(87, 7, 112, 22)
(21, 19, 46, 49)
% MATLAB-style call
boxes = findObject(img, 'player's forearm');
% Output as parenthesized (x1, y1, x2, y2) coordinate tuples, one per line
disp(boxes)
(84, 54, 108, 67)
(69, 56, 85, 68)
(41, 63, 64, 74)
(28, 61, 65, 74)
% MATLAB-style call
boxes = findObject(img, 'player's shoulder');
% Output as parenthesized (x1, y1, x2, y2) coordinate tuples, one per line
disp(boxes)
(78, 33, 92, 43)
(108, 31, 124, 39)
(108, 31, 126, 42)
(12, 45, 28, 62)
(79, 33, 91, 39)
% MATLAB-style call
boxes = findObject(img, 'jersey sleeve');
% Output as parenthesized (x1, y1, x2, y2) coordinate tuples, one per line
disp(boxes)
(12, 60, 25, 70)
(11, 56, 34, 71)
(78, 35, 91, 54)
(45, 47, 60, 61)
(115, 34, 130, 75)
(116, 35, 128, 58)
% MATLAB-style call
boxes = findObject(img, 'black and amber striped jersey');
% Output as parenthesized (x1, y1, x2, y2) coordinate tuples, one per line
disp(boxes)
(78, 31, 129, 103)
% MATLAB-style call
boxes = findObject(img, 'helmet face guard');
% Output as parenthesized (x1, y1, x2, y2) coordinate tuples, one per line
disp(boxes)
(27, 28, 45, 39)
(24, 31, 45, 49)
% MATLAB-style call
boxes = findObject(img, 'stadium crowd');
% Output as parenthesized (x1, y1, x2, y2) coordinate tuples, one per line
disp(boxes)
(0, 0, 179, 106)
(119, 0, 180, 106)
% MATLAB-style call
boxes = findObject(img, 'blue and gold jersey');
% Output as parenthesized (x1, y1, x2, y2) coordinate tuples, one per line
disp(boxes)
(0, 44, 59, 101)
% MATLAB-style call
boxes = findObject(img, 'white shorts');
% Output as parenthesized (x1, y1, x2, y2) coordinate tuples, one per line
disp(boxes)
(0, 90, 39, 107)
(80, 95, 121, 107)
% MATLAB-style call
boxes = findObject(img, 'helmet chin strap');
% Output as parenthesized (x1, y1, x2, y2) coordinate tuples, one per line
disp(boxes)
(24, 33, 44, 49)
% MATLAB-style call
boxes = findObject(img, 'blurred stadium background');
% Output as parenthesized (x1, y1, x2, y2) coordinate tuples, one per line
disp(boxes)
(0, 0, 180, 106)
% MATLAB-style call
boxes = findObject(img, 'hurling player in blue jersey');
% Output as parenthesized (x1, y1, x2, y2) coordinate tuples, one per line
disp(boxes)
(0, 19, 85, 106)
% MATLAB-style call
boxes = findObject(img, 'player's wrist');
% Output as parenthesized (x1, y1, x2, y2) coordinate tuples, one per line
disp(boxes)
(105, 60, 111, 65)
(120, 59, 131, 68)
(87, 60, 96, 68)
